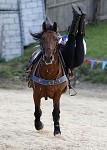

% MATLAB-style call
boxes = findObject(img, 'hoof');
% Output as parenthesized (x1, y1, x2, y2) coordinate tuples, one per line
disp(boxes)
(54, 130, 61, 136)
(54, 125, 61, 136)
(34, 120, 44, 130)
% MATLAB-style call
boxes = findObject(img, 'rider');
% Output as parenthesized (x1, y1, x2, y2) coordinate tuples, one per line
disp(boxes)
(61, 3, 86, 70)
(26, 3, 86, 79)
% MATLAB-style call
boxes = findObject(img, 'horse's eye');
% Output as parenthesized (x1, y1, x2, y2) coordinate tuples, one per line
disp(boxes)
(42, 37, 45, 41)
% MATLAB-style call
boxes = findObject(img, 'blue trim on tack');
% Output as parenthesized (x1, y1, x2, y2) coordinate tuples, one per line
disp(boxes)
(29, 73, 67, 85)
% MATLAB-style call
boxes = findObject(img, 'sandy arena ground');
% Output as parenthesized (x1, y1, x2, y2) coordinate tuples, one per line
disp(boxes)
(0, 82, 107, 150)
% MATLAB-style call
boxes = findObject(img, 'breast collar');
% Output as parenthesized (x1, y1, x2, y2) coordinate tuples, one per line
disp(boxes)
(28, 52, 67, 86)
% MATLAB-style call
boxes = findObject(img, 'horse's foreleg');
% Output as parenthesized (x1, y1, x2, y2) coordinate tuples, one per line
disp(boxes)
(34, 106, 44, 130)
(52, 94, 61, 136)
(33, 93, 44, 130)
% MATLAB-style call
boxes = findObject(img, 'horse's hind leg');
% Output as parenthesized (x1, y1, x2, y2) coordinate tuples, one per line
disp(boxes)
(33, 93, 44, 130)
(52, 94, 61, 136)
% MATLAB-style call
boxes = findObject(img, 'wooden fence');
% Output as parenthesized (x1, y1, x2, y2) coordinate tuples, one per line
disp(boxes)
(45, 0, 107, 31)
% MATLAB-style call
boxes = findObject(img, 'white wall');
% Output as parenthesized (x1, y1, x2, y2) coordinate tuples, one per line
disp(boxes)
(0, 0, 22, 61)
(19, 0, 45, 46)
(0, 0, 45, 60)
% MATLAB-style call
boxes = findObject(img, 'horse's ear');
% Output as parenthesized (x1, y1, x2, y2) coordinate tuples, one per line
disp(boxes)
(53, 22, 57, 32)
(42, 22, 47, 31)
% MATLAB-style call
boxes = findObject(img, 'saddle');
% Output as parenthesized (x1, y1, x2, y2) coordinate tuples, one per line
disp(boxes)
(26, 48, 42, 73)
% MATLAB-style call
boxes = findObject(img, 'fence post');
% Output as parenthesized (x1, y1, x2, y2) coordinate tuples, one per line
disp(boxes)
(94, 0, 101, 23)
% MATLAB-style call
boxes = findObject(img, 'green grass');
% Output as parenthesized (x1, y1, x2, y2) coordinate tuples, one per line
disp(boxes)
(86, 22, 107, 59)
(77, 21, 107, 84)
(0, 21, 107, 84)
(0, 44, 35, 80)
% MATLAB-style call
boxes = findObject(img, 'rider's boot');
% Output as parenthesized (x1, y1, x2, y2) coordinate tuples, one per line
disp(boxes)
(77, 3, 86, 36)
(68, 4, 82, 36)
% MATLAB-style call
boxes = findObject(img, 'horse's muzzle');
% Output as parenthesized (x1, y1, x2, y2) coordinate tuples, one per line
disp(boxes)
(43, 54, 54, 65)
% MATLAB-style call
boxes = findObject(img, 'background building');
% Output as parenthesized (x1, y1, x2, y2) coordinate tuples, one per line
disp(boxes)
(45, 0, 107, 30)
(0, 0, 45, 61)
(0, 0, 107, 61)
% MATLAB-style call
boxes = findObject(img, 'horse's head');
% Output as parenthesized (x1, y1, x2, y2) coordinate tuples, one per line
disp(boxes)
(41, 22, 59, 65)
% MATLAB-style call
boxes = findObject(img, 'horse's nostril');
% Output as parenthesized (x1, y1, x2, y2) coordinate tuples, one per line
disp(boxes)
(44, 55, 52, 60)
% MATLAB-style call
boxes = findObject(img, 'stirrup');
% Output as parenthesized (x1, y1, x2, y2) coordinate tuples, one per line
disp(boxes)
(68, 80, 77, 96)
(68, 84, 77, 96)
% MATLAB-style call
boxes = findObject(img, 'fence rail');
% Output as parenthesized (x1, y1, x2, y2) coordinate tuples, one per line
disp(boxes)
(45, 0, 107, 31)
(47, 1, 73, 8)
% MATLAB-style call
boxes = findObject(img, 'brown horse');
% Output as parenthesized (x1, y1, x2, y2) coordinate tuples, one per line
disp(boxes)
(27, 22, 67, 135)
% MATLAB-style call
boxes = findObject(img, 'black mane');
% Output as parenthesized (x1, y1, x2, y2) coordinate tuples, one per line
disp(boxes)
(30, 32, 42, 41)
(30, 24, 55, 41)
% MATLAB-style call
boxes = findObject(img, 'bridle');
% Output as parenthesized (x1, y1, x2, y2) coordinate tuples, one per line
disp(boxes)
(40, 30, 58, 64)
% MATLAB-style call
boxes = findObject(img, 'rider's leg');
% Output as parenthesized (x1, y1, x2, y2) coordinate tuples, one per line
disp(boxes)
(74, 3, 86, 67)
(77, 3, 86, 36)
(61, 4, 82, 69)
(74, 33, 85, 67)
